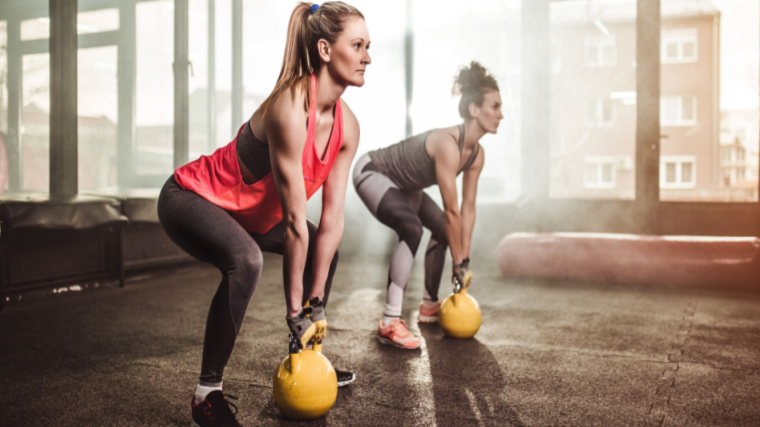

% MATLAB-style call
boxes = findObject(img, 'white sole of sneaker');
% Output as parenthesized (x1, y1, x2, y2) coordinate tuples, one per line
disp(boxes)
(377, 334, 421, 350)
(337, 376, 355, 387)
(417, 314, 439, 323)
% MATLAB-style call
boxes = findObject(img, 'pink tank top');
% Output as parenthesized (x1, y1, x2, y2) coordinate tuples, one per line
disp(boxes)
(174, 74, 343, 234)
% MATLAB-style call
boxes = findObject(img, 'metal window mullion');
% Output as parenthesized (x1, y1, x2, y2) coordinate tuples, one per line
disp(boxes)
(636, 0, 661, 215)
(521, 0, 550, 200)
(49, 0, 78, 197)
(6, 18, 22, 192)
(231, 0, 242, 135)
(404, 0, 413, 138)
(173, 0, 189, 169)
(117, 0, 136, 188)
(207, 0, 216, 153)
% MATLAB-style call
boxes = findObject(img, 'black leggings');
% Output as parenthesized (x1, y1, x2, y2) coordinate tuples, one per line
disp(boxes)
(157, 176, 338, 384)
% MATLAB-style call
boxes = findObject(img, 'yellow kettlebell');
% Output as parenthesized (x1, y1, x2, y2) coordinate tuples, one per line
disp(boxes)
(439, 286, 481, 339)
(273, 334, 338, 420)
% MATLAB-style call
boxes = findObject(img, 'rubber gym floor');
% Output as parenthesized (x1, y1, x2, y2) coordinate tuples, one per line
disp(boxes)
(2, 220, 759, 426)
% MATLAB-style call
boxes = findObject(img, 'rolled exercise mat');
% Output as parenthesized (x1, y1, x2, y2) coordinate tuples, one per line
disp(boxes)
(496, 232, 760, 291)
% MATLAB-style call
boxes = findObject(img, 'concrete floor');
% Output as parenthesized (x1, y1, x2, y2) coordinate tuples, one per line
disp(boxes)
(2, 242, 760, 426)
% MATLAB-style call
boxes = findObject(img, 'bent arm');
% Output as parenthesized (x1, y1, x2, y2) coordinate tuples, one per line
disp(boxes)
(267, 92, 310, 318)
(308, 103, 360, 299)
(460, 146, 484, 259)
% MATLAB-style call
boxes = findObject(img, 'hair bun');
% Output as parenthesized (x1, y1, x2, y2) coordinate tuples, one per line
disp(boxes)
(453, 61, 492, 95)
(452, 61, 499, 119)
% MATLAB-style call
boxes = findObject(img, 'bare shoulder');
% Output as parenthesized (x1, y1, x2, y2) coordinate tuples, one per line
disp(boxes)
(340, 99, 360, 148)
(264, 85, 309, 138)
(427, 125, 461, 157)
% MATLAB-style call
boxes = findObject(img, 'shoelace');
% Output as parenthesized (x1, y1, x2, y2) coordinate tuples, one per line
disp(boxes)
(223, 394, 239, 417)
(391, 319, 410, 336)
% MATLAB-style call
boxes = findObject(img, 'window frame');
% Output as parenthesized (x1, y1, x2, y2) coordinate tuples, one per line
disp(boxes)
(661, 28, 698, 64)
(660, 94, 697, 127)
(583, 156, 617, 189)
(660, 155, 697, 189)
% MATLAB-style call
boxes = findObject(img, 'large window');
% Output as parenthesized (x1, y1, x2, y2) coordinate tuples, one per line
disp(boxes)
(412, 0, 521, 203)
(550, 0, 636, 200)
(76, 7, 120, 193)
(22, 51, 49, 193)
(188, 0, 212, 159)
(660, 0, 758, 202)
(135, 0, 174, 177)
(78, 45, 117, 192)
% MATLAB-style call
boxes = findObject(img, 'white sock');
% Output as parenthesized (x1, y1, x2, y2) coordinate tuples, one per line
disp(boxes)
(194, 382, 223, 404)
(383, 316, 397, 326)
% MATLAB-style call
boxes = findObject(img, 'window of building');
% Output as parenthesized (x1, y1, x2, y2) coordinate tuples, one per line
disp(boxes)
(661, 94, 697, 126)
(584, 157, 616, 189)
(585, 35, 617, 67)
(550, 0, 635, 201)
(661, 156, 696, 188)
(721, 147, 731, 162)
(662, 28, 698, 63)
(735, 127, 747, 143)
(586, 97, 614, 127)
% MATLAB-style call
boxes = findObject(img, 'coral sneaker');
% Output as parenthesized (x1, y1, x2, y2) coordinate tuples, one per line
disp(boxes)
(418, 300, 441, 323)
(377, 318, 421, 349)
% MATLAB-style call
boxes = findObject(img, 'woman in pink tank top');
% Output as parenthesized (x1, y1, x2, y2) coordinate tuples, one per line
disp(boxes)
(157, 3, 370, 425)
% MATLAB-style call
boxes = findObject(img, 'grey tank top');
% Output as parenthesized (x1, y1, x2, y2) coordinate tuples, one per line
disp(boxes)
(367, 124, 480, 191)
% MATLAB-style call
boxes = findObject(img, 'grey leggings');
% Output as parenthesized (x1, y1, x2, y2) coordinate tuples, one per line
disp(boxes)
(353, 154, 447, 318)
(157, 176, 338, 384)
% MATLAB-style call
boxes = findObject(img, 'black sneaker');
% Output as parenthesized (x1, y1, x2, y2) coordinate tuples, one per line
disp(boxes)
(336, 369, 355, 387)
(191, 390, 242, 427)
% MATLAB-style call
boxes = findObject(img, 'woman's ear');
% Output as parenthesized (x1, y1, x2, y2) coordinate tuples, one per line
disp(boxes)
(468, 102, 480, 119)
(317, 39, 331, 63)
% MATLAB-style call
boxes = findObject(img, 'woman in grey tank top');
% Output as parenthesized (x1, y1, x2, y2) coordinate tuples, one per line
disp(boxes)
(352, 62, 504, 349)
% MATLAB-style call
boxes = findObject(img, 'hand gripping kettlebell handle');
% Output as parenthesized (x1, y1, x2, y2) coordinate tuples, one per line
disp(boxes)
(288, 332, 299, 354)
(453, 277, 463, 294)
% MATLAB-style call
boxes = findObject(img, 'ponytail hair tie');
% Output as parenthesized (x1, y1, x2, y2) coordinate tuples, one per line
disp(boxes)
(310, 4, 320, 14)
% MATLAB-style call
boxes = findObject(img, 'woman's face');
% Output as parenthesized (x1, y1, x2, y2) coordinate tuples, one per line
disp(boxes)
(473, 90, 503, 134)
(326, 16, 371, 87)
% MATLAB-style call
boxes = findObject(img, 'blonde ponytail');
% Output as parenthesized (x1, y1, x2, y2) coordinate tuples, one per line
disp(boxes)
(260, 2, 364, 115)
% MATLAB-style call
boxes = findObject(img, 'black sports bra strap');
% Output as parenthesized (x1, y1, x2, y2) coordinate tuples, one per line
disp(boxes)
(462, 142, 480, 171)
(457, 124, 465, 155)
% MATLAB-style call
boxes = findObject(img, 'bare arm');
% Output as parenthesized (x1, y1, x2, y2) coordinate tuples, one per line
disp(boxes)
(460, 145, 484, 259)
(266, 88, 310, 318)
(431, 130, 465, 266)
(308, 102, 360, 299)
